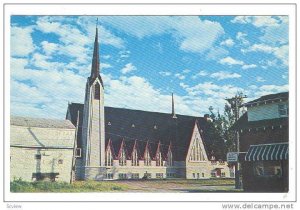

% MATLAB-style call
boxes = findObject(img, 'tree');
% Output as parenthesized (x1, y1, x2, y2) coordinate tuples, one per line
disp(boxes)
(207, 92, 247, 155)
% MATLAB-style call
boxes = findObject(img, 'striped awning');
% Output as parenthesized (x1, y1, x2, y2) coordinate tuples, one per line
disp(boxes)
(245, 143, 288, 161)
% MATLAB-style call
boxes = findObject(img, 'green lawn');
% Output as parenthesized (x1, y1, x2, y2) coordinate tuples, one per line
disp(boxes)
(10, 178, 236, 193)
(10, 178, 128, 192)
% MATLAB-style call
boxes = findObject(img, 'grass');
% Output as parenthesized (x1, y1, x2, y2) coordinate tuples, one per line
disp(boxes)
(10, 178, 128, 192)
(10, 178, 235, 193)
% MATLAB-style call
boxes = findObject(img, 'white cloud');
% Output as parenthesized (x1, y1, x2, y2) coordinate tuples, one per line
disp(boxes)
(256, 76, 266, 82)
(174, 73, 185, 80)
(250, 84, 289, 98)
(192, 70, 208, 79)
(220, 38, 234, 47)
(41, 41, 58, 56)
(219, 56, 244, 65)
(236, 32, 249, 45)
(119, 50, 131, 58)
(121, 63, 137, 74)
(11, 26, 35, 57)
(231, 16, 280, 27)
(100, 63, 112, 70)
(206, 46, 229, 61)
(183, 69, 190, 74)
(159, 71, 172, 77)
(104, 75, 205, 116)
(210, 71, 241, 80)
(232, 16, 288, 46)
(102, 55, 111, 59)
(274, 45, 288, 66)
(242, 64, 257, 70)
(99, 16, 224, 53)
(242, 44, 288, 66)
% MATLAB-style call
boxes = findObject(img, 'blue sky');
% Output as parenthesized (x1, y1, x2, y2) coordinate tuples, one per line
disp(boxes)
(10, 16, 289, 119)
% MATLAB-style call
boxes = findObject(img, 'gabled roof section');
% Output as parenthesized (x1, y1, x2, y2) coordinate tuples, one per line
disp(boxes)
(11, 116, 75, 148)
(243, 92, 288, 107)
(11, 116, 75, 129)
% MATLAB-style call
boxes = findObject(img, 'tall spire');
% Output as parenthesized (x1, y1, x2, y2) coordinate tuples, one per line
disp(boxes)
(90, 18, 99, 78)
(172, 93, 177, 119)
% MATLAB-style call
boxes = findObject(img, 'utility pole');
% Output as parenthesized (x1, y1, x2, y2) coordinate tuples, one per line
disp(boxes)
(226, 92, 247, 189)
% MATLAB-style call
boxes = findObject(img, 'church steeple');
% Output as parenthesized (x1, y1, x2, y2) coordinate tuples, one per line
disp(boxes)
(90, 20, 100, 79)
(172, 93, 177, 119)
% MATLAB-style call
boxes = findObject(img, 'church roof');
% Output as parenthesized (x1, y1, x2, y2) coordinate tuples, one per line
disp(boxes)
(67, 103, 212, 161)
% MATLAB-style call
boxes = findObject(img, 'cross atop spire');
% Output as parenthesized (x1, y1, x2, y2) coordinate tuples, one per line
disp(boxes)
(172, 93, 177, 119)
(90, 19, 100, 79)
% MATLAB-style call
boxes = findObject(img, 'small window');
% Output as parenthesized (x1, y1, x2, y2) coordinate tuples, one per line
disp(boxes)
(94, 83, 100, 100)
(118, 173, 127, 179)
(106, 173, 113, 179)
(75, 148, 82, 158)
(197, 173, 200, 179)
(254, 161, 282, 177)
(221, 172, 226, 177)
(58, 159, 63, 164)
(193, 173, 195, 178)
(202, 173, 205, 177)
(211, 172, 216, 178)
(35, 154, 41, 160)
(156, 173, 163, 179)
(278, 104, 288, 117)
(131, 173, 139, 179)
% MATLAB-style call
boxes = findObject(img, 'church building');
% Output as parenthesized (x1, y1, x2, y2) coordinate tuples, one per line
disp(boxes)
(66, 26, 233, 181)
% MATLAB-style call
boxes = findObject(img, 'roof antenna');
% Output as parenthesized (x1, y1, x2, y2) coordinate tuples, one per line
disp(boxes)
(96, 17, 98, 29)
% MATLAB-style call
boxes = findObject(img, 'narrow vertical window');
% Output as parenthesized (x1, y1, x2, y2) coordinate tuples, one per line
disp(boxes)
(94, 83, 100, 100)
(119, 146, 126, 166)
(132, 147, 139, 166)
(144, 147, 151, 166)
(167, 149, 173, 166)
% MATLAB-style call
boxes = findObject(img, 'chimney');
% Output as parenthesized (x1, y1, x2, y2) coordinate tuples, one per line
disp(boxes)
(204, 114, 212, 122)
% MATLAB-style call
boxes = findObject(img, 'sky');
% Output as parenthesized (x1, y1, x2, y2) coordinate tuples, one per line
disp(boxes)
(10, 16, 289, 119)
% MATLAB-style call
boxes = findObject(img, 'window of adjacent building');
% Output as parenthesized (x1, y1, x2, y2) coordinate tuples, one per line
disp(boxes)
(35, 154, 41, 160)
(105, 146, 113, 166)
(156, 173, 163, 179)
(197, 173, 200, 179)
(119, 146, 126, 166)
(202, 173, 205, 178)
(131, 147, 139, 166)
(211, 172, 216, 178)
(254, 161, 282, 177)
(221, 172, 226, 177)
(193, 173, 196, 178)
(278, 104, 288, 117)
(94, 83, 100, 100)
(144, 147, 151, 166)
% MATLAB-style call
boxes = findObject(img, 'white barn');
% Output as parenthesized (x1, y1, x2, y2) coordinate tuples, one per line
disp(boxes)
(10, 116, 76, 183)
